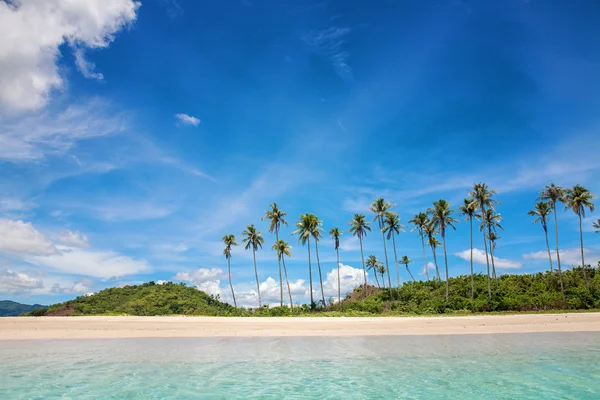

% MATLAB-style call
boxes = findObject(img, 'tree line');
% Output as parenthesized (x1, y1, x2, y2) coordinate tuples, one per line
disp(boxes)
(222, 183, 596, 308)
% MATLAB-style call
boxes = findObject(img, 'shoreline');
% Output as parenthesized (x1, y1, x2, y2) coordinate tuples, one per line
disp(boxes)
(1, 313, 599, 340)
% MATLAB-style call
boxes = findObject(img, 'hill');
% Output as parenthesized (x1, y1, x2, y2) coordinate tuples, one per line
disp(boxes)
(38, 281, 241, 316)
(0, 300, 46, 317)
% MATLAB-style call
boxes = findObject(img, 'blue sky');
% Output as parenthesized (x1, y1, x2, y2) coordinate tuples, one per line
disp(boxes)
(1, 0, 599, 306)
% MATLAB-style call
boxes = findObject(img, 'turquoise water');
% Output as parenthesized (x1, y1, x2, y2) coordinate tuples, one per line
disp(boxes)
(1, 333, 599, 399)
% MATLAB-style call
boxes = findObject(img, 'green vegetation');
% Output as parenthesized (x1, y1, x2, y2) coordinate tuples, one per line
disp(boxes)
(0, 300, 46, 316)
(24, 264, 600, 317)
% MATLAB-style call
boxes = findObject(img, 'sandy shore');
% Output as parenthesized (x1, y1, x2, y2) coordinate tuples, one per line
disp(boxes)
(1, 313, 599, 340)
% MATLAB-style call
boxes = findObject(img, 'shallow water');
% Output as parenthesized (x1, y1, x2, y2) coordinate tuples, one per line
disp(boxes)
(1, 333, 599, 399)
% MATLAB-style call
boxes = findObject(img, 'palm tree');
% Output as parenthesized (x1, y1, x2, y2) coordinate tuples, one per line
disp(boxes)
(428, 199, 458, 302)
(383, 211, 405, 286)
(528, 202, 554, 272)
(469, 183, 500, 298)
(349, 213, 371, 286)
(424, 224, 441, 280)
(481, 208, 503, 280)
(241, 224, 264, 307)
(488, 231, 500, 279)
(564, 185, 596, 289)
(369, 198, 394, 295)
(409, 212, 430, 281)
(273, 240, 294, 309)
(366, 255, 381, 288)
(309, 214, 326, 307)
(594, 219, 600, 233)
(377, 263, 387, 286)
(329, 227, 343, 304)
(458, 198, 477, 299)
(262, 202, 288, 307)
(400, 255, 415, 282)
(539, 183, 565, 299)
(222, 234, 238, 307)
(292, 213, 316, 306)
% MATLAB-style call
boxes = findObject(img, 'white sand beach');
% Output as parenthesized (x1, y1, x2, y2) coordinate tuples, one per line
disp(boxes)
(1, 313, 599, 340)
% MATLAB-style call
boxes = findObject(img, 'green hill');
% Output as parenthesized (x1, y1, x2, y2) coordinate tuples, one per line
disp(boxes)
(40, 282, 241, 316)
(0, 300, 46, 316)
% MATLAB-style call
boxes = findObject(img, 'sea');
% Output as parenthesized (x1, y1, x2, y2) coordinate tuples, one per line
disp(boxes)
(1, 332, 599, 399)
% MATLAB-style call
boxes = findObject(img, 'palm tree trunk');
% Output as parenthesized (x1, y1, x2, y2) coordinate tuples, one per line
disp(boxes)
(307, 237, 314, 306)
(488, 226, 497, 280)
(228, 257, 237, 307)
(553, 204, 565, 304)
(482, 230, 491, 298)
(379, 219, 392, 296)
(391, 233, 401, 287)
(469, 217, 474, 300)
(275, 228, 283, 307)
(359, 237, 367, 286)
(253, 249, 262, 308)
(442, 234, 449, 302)
(314, 241, 326, 307)
(405, 263, 415, 282)
(282, 256, 293, 309)
(336, 248, 341, 304)
(543, 226, 553, 272)
(430, 245, 440, 280)
(420, 228, 429, 281)
(373, 269, 380, 288)
(579, 213, 589, 289)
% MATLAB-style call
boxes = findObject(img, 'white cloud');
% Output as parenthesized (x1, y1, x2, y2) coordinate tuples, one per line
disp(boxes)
(0, 269, 43, 294)
(0, 219, 56, 256)
(174, 268, 226, 284)
(338, 237, 360, 252)
(50, 278, 94, 294)
(26, 246, 149, 279)
(58, 231, 90, 248)
(321, 263, 365, 301)
(175, 113, 201, 126)
(73, 49, 104, 80)
(0, 100, 126, 162)
(0, 0, 139, 112)
(89, 201, 175, 221)
(523, 248, 599, 267)
(455, 248, 523, 269)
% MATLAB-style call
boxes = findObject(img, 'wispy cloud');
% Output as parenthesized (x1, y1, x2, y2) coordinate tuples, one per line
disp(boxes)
(175, 113, 201, 127)
(73, 49, 104, 81)
(303, 26, 352, 78)
(524, 247, 599, 267)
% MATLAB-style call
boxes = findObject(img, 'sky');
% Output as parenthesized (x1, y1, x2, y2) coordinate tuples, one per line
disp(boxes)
(1, 0, 599, 307)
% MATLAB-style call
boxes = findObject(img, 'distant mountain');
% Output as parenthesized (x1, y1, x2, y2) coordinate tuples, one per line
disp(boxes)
(0, 300, 47, 316)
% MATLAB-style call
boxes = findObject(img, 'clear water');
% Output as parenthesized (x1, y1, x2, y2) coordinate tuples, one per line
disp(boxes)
(1, 333, 599, 399)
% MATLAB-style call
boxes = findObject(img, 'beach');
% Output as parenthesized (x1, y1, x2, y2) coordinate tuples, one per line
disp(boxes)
(1, 313, 599, 340)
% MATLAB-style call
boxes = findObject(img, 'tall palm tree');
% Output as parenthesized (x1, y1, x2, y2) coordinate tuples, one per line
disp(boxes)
(366, 255, 381, 288)
(481, 208, 503, 280)
(564, 185, 596, 289)
(528, 202, 554, 272)
(292, 213, 316, 306)
(377, 263, 387, 286)
(539, 183, 565, 298)
(383, 211, 405, 286)
(309, 214, 326, 307)
(594, 219, 600, 233)
(262, 202, 288, 307)
(424, 224, 441, 280)
(409, 213, 430, 281)
(469, 183, 500, 298)
(458, 198, 477, 300)
(241, 224, 264, 307)
(369, 198, 394, 295)
(273, 240, 294, 309)
(222, 234, 238, 307)
(329, 227, 343, 304)
(349, 213, 371, 286)
(400, 255, 415, 282)
(428, 199, 458, 302)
